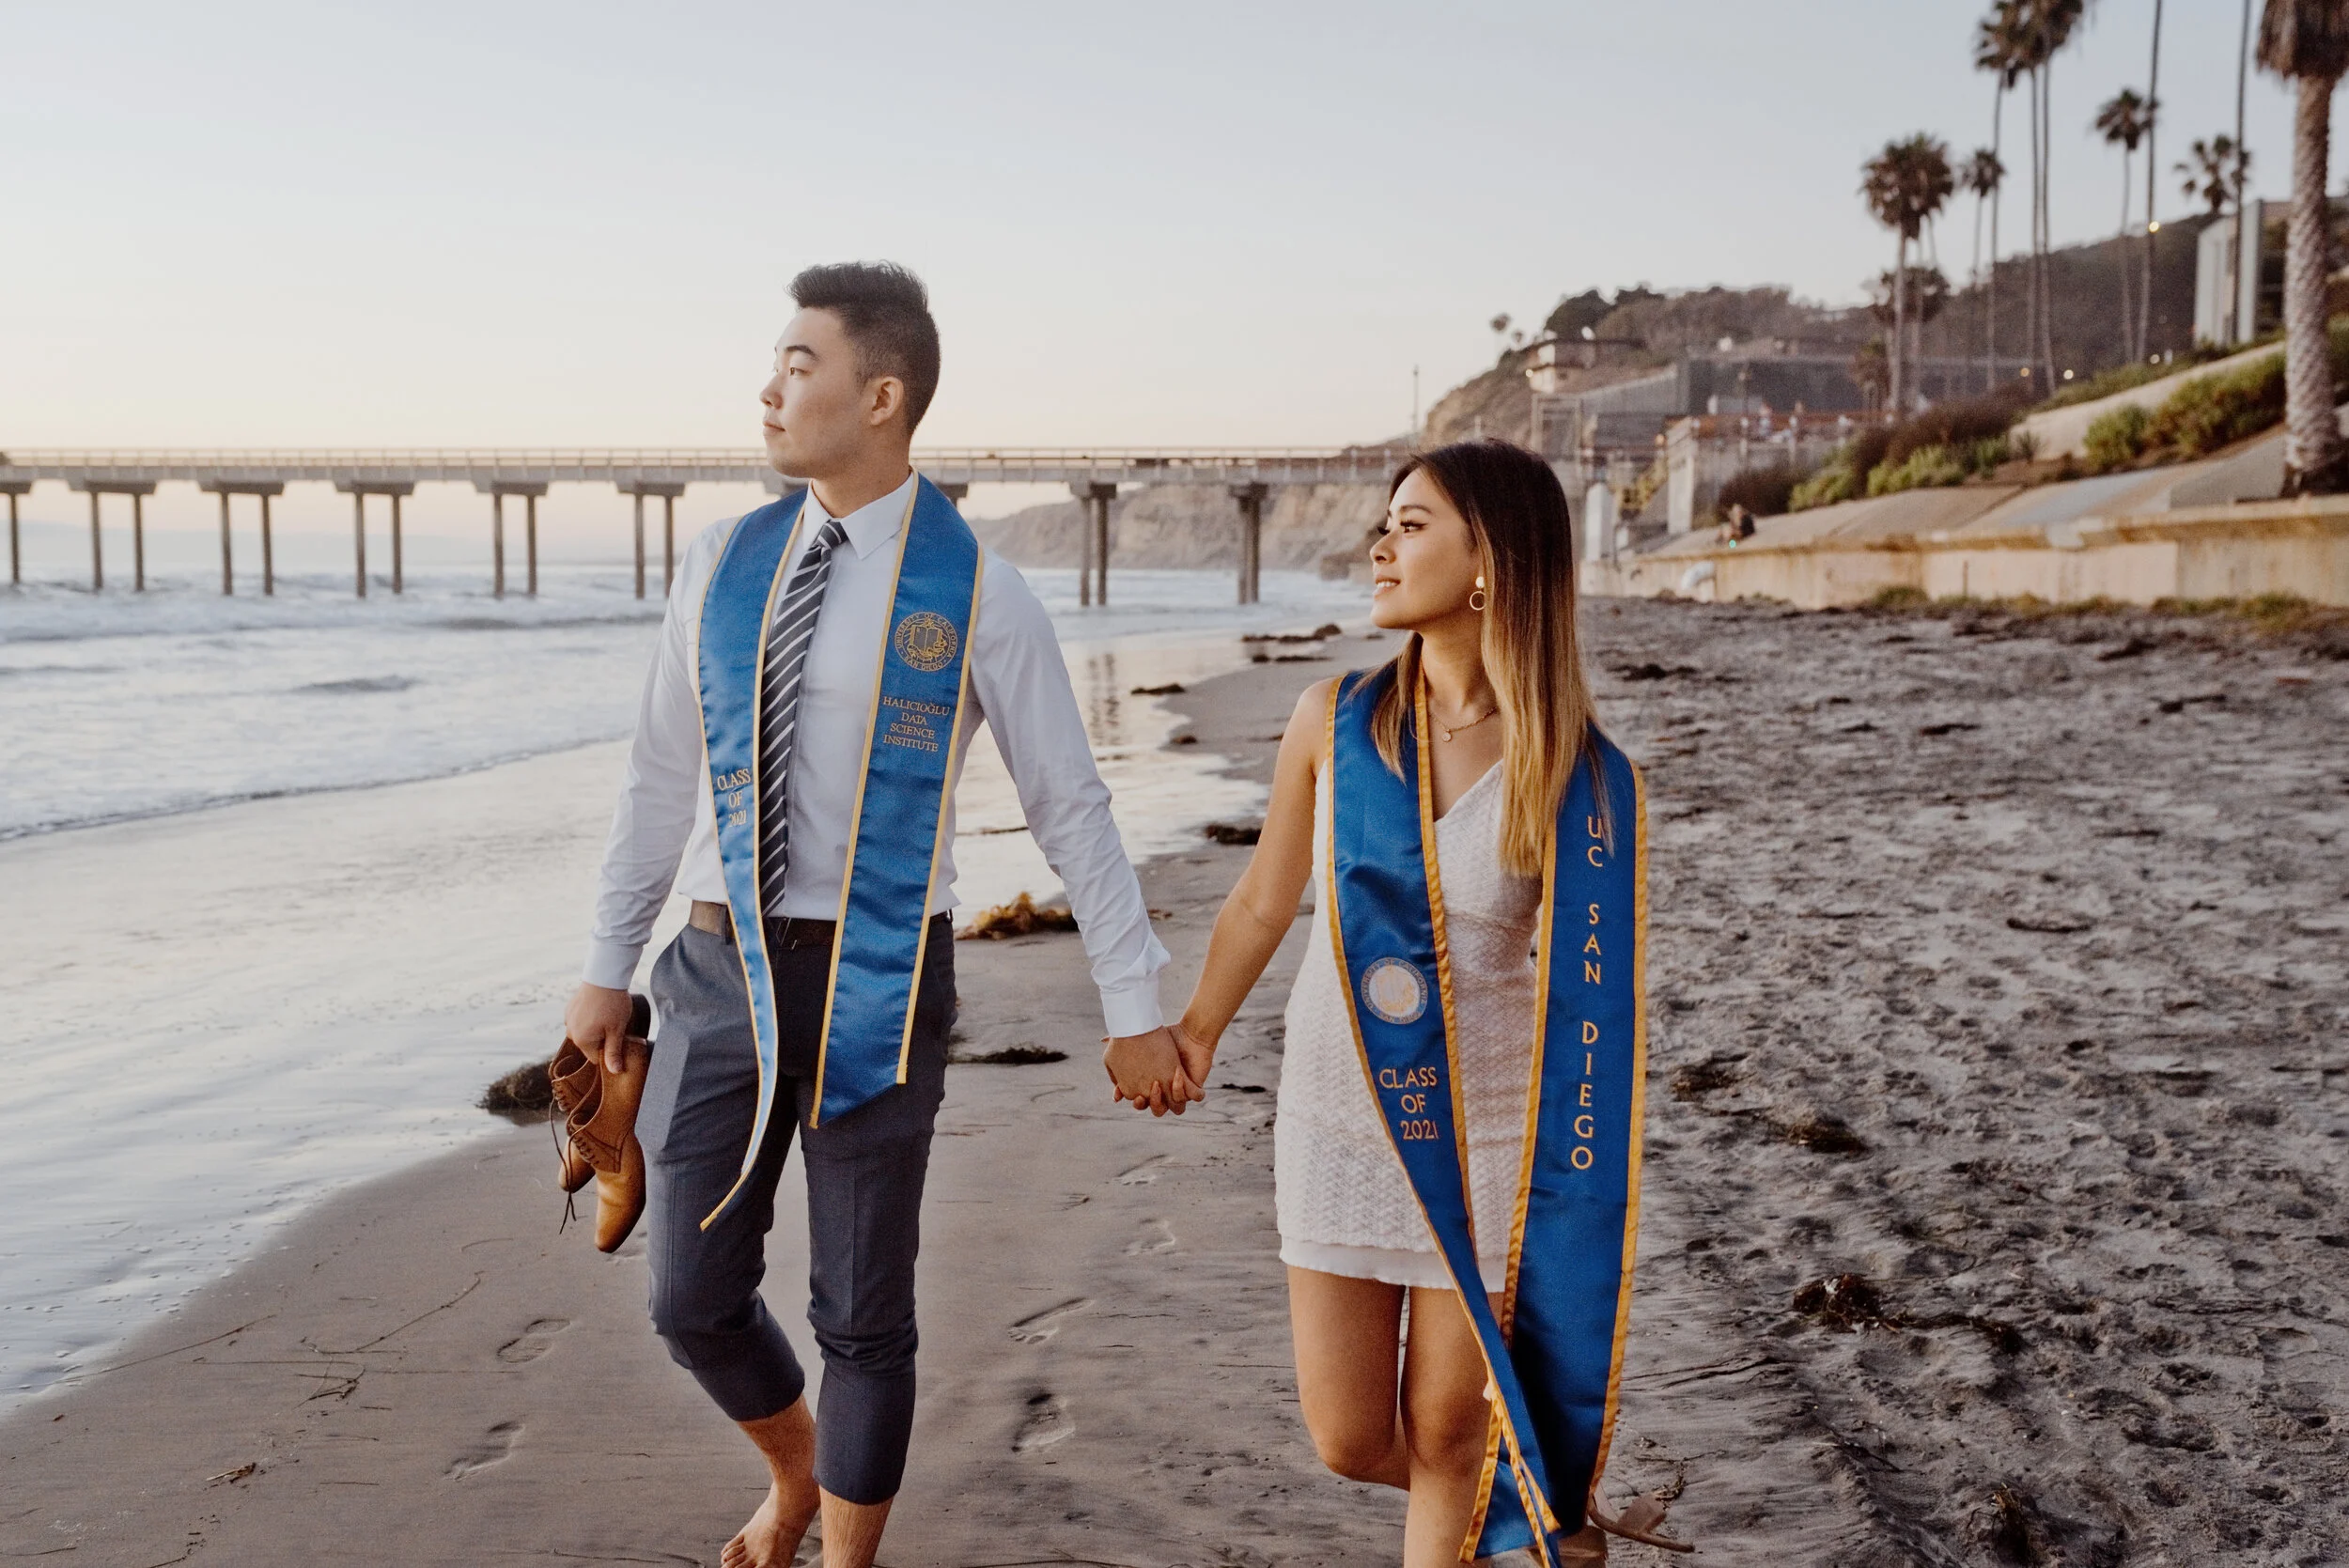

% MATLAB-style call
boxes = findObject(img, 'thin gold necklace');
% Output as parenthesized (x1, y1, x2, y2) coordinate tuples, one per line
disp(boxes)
(1431, 703, 1497, 742)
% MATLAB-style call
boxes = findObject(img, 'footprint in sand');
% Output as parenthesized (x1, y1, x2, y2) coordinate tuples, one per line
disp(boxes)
(1009, 1298, 1090, 1344)
(1116, 1155, 1170, 1185)
(1126, 1219, 1176, 1255)
(446, 1421, 521, 1478)
(494, 1318, 570, 1364)
(1013, 1393, 1073, 1452)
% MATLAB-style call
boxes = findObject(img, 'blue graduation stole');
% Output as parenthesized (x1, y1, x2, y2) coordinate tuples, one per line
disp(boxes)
(693, 476, 982, 1229)
(1325, 666, 1648, 1566)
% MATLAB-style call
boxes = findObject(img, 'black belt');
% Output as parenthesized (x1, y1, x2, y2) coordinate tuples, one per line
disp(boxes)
(689, 900, 950, 951)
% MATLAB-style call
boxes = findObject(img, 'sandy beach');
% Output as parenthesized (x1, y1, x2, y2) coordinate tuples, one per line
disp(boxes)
(3, 598, 2342, 1566)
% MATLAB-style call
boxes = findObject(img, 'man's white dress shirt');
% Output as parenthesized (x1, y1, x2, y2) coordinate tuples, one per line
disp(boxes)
(584, 472, 1168, 1037)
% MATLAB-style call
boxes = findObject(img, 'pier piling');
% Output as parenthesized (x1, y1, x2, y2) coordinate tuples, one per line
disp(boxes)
(617, 482, 689, 601)
(1230, 482, 1268, 605)
(334, 480, 415, 598)
(70, 480, 157, 592)
(200, 481, 287, 598)
(2, 482, 27, 586)
(480, 481, 549, 599)
(1071, 482, 1115, 606)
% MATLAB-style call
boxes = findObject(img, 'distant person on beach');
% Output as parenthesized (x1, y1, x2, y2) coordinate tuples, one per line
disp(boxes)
(562, 261, 1195, 1568)
(1157, 441, 1678, 1565)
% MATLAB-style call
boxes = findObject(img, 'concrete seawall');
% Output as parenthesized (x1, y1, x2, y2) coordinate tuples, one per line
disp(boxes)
(1588, 413, 2349, 613)
(1585, 496, 2349, 607)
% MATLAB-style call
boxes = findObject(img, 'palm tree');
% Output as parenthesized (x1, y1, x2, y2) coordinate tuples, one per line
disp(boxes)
(2181, 135, 2255, 349)
(2257, 0, 2349, 492)
(1850, 338, 1891, 411)
(2097, 89, 2155, 363)
(2234, 0, 2256, 344)
(2023, 0, 2090, 387)
(1975, 4, 2031, 390)
(2140, 1, 2166, 360)
(1862, 135, 1956, 413)
(1977, 3, 2033, 389)
(1964, 147, 2007, 390)
(2180, 135, 2251, 220)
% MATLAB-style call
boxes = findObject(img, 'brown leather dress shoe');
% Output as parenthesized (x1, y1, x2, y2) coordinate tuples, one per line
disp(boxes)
(547, 1041, 601, 1194)
(547, 996, 653, 1253)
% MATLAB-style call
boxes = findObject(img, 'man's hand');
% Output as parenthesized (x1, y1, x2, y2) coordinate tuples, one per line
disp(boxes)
(566, 982, 636, 1073)
(1102, 1026, 1200, 1117)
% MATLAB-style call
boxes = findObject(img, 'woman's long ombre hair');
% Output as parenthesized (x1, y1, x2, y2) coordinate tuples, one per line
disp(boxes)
(1372, 439, 1602, 877)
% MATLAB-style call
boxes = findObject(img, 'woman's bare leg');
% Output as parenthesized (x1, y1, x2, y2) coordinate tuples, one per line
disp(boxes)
(1399, 1286, 1506, 1568)
(1286, 1265, 1410, 1489)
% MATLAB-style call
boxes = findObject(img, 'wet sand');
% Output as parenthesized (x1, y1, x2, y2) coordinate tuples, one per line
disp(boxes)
(3, 600, 2342, 1566)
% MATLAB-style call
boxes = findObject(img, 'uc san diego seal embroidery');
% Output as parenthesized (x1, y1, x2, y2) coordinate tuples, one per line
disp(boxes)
(1360, 956, 1428, 1026)
(893, 611, 958, 674)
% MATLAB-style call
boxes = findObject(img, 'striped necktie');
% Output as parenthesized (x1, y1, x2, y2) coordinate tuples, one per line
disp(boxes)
(758, 515, 849, 915)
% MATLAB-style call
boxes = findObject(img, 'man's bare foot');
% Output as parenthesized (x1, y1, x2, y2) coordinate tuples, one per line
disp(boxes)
(721, 1481, 815, 1568)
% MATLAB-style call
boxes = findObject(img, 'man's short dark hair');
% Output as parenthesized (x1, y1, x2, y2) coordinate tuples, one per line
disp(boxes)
(788, 261, 942, 432)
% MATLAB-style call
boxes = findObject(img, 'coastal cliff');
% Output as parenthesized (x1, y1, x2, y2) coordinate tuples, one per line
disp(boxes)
(973, 481, 1384, 574)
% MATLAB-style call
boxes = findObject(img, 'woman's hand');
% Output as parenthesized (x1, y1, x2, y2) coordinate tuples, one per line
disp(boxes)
(1170, 1019, 1216, 1101)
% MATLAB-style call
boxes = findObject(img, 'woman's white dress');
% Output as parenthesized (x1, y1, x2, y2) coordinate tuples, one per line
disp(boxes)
(1274, 760, 1539, 1291)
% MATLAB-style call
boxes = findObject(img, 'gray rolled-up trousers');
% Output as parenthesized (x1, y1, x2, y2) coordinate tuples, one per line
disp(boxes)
(639, 916, 953, 1505)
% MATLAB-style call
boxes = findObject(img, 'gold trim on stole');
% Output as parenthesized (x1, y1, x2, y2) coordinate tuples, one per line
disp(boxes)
(808, 485, 922, 1126)
(697, 503, 808, 1231)
(1590, 762, 1650, 1489)
(895, 550, 986, 1082)
(1321, 675, 1556, 1567)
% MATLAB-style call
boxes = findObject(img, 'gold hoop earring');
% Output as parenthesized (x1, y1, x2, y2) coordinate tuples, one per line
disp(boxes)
(1469, 574, 1487, 613)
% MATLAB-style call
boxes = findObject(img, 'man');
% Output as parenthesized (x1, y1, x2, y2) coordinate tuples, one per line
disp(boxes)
(564, 261, 1194, 1568)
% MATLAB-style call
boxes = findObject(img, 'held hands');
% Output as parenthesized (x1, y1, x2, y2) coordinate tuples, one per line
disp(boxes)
(1102, 1022, 1215, 1116)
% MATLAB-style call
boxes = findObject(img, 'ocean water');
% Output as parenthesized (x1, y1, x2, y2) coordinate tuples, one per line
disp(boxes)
(0, 561, 1363, 844)
(0, 558, 1370, 1409)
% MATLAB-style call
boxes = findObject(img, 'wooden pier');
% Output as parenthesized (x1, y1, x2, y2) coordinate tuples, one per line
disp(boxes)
(0, 446, 1409, 604)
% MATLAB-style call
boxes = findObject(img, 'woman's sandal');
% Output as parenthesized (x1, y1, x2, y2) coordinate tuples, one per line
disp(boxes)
(1584, 1488, 1693, 1554)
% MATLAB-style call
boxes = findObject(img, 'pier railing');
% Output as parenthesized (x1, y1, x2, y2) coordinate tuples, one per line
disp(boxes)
(0, 445, 1414, 486)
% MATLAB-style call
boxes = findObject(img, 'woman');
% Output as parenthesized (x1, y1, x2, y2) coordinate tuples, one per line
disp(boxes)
(1163, 442, 1674, 1566)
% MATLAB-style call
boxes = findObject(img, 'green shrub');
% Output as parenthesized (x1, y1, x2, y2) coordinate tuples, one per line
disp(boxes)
(1866, 444, 1968, 496)
(1788, 458, 1859, 511)
(2082, 403, 2153, 473)
(2036, 360, 2179, 411)
(1966, 435, 2013, 474)
(2145, 353, 2286, 458)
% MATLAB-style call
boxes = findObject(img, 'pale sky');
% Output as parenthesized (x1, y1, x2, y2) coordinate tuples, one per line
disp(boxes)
(4, 1, 2334, 546)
